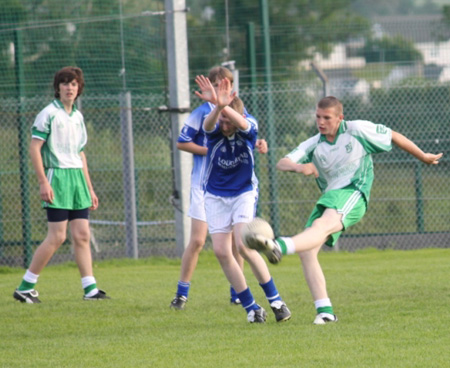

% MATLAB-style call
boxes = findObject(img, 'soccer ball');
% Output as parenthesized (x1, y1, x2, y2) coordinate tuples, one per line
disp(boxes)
(241, 217, 274, 247)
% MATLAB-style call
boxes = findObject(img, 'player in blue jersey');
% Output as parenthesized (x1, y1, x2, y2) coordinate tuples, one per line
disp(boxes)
(13, 67, 109, 303)
(170, 67, 267, 310)
(199, 76, 291, 323)
(244, 96, 443, 324)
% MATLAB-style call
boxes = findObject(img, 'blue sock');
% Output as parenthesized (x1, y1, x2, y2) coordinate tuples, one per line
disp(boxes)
(237, 288, 260, 313)
(230, 286, 238, 301)
(176, 281, 190, 298)
(259, 278, 282, 304)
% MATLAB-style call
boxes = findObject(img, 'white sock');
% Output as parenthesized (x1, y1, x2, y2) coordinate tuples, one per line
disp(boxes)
(81, 276, 99, 297)
(23, 270, 39, 284)
(314, 298, 332, 309)
(81, 276, 96, 289)
(277, 237, 296, 255)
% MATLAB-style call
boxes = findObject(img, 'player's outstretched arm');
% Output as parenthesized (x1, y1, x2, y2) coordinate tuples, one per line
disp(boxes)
(176, 142, 208, 156)
(276, 157, 319, 177)
(392, 131, 443, 165)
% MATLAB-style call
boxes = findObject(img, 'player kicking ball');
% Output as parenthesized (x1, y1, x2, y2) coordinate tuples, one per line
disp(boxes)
(199, 75, 291, 323)
(243, 96, 442, 324)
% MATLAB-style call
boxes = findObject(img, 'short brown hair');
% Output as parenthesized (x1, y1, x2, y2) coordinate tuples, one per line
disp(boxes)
(53, 66, 85, 99)
(208, 66, 234, 85)
(317, 96, 343, 115)
(228, 96, 244, 115)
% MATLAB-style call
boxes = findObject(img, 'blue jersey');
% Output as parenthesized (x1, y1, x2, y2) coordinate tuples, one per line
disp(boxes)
(177, 103, 214, 189)
(204, 120, 258, 197)
(178, 102, 258, 190)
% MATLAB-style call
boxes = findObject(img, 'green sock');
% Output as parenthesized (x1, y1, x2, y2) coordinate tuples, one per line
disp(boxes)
(84, 283, 97, 295)
(18, 280, 36, 291)
(317, 306, 334, 315)
(275, 238, 287, 255)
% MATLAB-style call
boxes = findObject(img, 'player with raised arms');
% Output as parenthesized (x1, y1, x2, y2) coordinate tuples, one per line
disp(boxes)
(199, 76, 291, 323)
(170, 67, 267, 310)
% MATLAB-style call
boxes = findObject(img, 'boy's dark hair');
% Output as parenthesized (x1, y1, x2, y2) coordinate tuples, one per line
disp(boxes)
(53, 66, 85, 99)
(229, 96, 244, 115)
(317, 96, 343, 115)
(208, 66, 234, 85)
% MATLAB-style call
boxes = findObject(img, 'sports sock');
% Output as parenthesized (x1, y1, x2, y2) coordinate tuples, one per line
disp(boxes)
(230, 286, 239, 301)
(18, 270, 39, 291)
(82, 276, 98, 297)
(259, 278, 282, 304)
(237, 288, 260, 313)
(314, 298, 334, 315)
(275, 237, 295, 255)
(176, 281, 191, 298)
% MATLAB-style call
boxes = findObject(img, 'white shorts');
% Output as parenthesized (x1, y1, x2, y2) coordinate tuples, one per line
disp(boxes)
(188, 187, 206, 222)
(204, 190, 258, 234)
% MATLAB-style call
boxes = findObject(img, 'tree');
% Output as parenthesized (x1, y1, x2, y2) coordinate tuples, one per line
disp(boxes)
(0, 0, 27, 97)
(0, 0, 167, 97)
(186, 0, 371, 83)
(359, 35, 422, 64)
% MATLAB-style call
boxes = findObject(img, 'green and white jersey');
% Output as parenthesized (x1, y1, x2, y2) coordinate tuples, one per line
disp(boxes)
(286, 120, 392, 202)
(31, 99, 87, 169)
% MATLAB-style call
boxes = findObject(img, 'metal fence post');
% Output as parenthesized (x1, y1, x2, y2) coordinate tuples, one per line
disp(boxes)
(246, 22, 263, 216)
(414, 161, 425, 233)
(260, 0, 280, 234)
(14, 29, 32, 268)
(120, 91, 139, 258)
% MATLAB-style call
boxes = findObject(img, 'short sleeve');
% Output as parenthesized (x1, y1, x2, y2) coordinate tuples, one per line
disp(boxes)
(31, 109, 50, 140)
(348, 120, 392, 154)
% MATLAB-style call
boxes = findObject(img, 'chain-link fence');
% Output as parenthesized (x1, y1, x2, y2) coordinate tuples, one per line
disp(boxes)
(1, 2, 449, 267)
(2, 76, 449, 267)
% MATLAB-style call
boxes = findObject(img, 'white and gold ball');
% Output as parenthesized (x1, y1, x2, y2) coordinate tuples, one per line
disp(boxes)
(241, 217, 274, 247)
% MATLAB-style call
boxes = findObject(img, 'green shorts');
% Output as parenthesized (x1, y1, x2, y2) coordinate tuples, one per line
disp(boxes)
(43, 168, 92, 210)
(305, 186, 367, 247)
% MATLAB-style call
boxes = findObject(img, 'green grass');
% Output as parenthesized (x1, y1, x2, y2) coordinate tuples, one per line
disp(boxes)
(1, 249, 450, 368)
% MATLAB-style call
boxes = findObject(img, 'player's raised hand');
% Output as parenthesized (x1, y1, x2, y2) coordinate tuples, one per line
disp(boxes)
(194, 75, 216, 104)
(421, 152, 443, 165)
(216, 78, 236, 108)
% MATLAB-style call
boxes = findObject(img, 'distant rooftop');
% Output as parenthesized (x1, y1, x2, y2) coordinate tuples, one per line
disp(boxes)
(372, 15, 450, 43)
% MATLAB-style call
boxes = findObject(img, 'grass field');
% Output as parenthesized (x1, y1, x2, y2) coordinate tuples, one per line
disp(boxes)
(1, 248, 449, 368)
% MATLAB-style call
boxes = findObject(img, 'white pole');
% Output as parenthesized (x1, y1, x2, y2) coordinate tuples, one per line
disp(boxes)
(164, 0, 192, 256)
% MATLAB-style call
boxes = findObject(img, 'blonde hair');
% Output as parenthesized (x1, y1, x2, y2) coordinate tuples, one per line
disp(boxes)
(208, 66, 234, 85)
(228, 96, 244, 115)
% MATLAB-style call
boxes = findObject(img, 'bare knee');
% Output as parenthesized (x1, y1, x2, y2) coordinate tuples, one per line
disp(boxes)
(187, 236, 205, 253)
(46, 231, 66, 248)
(71, 228, 90, 247)
(299, 246, 321, 263)
(311, 216, 341, 235)
(213, 245, 232, 264)
(236, 241, 253, 259)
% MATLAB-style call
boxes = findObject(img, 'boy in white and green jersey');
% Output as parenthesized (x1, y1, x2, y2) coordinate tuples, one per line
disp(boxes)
(13, 67, 109, 304)
(244, 96, 443, 324)
(31, 99, 92, 210)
